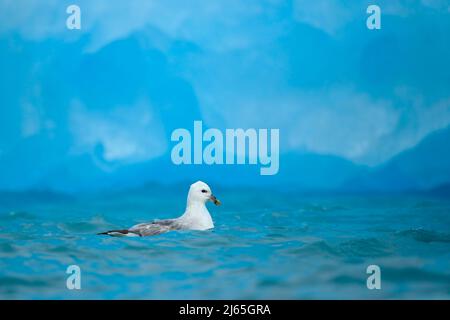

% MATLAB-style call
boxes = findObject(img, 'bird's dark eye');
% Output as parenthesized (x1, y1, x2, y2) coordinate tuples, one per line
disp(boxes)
(201, 189, 208, 193)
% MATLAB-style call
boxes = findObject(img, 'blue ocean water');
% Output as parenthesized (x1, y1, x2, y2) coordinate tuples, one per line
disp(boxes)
(0, 188, 449, 299)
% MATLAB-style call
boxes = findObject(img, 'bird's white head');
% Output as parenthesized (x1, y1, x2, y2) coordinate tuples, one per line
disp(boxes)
(187, 181, 221, 206)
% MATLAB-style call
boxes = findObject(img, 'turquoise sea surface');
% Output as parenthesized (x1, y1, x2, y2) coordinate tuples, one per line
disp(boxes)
(0, 187, 449, 299)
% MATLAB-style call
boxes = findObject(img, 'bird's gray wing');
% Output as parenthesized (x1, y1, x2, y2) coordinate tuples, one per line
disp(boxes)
(129, 219, 183, 237)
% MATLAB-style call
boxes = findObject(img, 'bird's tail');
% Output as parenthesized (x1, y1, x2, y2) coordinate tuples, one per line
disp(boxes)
(97, 229, 139, 237)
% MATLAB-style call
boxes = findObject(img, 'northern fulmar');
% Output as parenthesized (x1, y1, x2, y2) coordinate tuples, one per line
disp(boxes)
(98, 181, 221, 237)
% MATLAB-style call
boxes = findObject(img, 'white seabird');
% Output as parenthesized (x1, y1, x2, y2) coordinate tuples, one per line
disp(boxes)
(98, 181, 221, 237)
